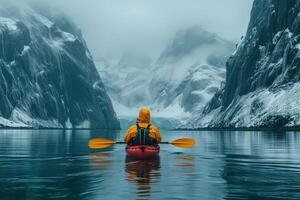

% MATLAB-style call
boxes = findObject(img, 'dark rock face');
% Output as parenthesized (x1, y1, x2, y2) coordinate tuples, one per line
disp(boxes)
(185, 0, 300, 128)
(0, 3, 120, 128)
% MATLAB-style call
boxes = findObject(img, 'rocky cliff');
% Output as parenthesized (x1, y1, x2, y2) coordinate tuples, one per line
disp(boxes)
(185, 0, 300, 128)
(0, 2, 120, 128)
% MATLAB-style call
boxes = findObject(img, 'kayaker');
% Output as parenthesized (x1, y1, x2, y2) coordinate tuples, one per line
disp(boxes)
(124, 107, 161, 145)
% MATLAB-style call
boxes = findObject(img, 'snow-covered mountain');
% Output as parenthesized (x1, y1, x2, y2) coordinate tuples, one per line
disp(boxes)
(96, 52, 153, 110)
(184, 0, 300, 128)
(0, 2, 120, 128)
(97, 27, 234, 121)
(150, 27, 235, 116)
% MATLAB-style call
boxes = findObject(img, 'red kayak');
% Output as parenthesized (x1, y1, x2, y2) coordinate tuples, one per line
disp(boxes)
(126, 145, 160, 159)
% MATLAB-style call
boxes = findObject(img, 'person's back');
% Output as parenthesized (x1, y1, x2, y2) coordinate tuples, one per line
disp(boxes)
(124, 108, 161, 145)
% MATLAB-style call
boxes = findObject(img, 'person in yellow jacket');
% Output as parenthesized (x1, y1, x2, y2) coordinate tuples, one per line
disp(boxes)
(124, 108, 161, 145)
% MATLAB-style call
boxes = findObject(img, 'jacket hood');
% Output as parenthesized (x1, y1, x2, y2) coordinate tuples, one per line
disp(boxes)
(138, 108, 150, 123)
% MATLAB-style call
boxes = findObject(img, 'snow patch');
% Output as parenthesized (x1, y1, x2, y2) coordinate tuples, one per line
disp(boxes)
(21, 45, 30, 55)
(286, 28, 293, 38)
(9, 108, 63, 128)
(65, 118, 72, 129)
(86, 50, 93, 60)
(232, 36, 245, 56)
(0, 17, 17, 31)
(272, 31, 282, 44)
(152, 95, 190, 118)
(10, 108, 33, 125)
(76, 120, 91, 129)
(61, 32, 76, 42)
(30, 11, 54, 28)
(0, 116, 29, 128)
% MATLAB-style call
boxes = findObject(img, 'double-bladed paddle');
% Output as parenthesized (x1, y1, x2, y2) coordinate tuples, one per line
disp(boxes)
(88, 138, 196, 149)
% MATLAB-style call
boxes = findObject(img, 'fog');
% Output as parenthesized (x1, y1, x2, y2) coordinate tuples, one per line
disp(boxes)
(27, 0, 253, 60)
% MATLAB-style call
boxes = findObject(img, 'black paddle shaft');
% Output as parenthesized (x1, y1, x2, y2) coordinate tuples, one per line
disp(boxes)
(115, 141, 168, 144)
(116, 141, 126, 144)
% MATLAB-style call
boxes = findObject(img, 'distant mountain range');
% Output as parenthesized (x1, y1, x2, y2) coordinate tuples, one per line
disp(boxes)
(96, 26, 235, 122)
(3, 0, 296, 130)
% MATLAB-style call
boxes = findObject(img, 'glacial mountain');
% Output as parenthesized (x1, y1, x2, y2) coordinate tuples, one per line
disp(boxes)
(185, 0, 300, 128)
(149, 27, 235, 115)
(0, 2, 120, 128)
(97, 27, 235, 121)
(96, 52, 153, 109)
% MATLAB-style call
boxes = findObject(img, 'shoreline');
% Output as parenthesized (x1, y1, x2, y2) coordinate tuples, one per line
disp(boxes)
(1, 126, 300, 132)
(0, 127, 122, 131)
(174, 127, 300, 132)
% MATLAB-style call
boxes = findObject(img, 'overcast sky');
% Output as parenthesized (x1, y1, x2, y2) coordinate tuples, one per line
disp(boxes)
(31, 0, 254, 60)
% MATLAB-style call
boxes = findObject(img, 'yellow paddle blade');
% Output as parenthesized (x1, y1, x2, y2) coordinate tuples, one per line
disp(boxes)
(88, 138, 116, 149)
(168, 138, 196, 148)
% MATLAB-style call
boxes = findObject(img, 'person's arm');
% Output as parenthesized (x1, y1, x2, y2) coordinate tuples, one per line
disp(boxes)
(124, 125, 137, 144)
(150, 125, 161, 143)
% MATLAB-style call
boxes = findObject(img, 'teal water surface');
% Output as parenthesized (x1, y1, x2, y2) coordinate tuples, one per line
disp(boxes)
(1, 130, 300, 200)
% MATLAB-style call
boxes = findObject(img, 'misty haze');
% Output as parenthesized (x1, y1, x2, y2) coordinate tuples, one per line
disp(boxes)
(1, 0, 300, 199)
(27, 0, 253, 127)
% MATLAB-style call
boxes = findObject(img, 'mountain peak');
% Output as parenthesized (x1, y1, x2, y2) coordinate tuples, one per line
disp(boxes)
(157, 26, 233, 64)
(184, 0, 300, 129)
(0, 2, 120, 128)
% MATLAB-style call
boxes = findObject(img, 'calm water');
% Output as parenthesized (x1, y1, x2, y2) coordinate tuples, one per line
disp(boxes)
(1, 130, 300, 200)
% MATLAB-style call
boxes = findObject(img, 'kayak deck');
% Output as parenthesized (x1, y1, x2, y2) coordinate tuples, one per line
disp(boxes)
(126, 145, 160, 159)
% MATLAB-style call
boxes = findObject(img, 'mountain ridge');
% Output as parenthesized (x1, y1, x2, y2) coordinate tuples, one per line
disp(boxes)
(0, 2, 120, 129)
(96, 26, 235, 120)
(184, 0, 300, 129)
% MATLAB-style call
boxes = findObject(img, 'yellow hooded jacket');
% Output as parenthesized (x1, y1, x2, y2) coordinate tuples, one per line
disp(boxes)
(124, 108, 161, 144)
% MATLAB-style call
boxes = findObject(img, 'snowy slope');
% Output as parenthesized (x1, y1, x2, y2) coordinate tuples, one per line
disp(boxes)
(0, 2, 120, 128)
(96, 27, 234, 121)
(184, 0, 300, 128)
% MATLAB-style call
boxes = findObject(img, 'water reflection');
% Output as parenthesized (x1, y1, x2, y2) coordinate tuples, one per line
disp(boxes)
(0, 129, 121, 200)
(125, 156, 160, 200)
(202, 131, 300, 157)
(1, 130, 300, 199)
(174, 155, 195, 168)
(89, 152, 113, 170)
